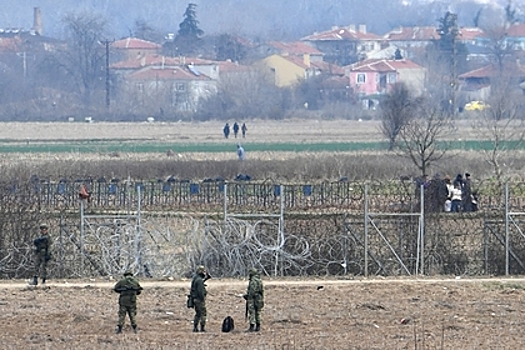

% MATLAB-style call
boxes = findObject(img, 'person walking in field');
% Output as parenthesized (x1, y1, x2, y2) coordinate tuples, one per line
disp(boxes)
(114, 269, 143, 334)
(190, 265, 211, 332)
(233, 122, 240, 138)
(31, 223, 52, 285)
(241, 123, 247, 138)
(237, 144, 246, 161)
(223, 123, 230, 139)
(244, 267, 264, 332)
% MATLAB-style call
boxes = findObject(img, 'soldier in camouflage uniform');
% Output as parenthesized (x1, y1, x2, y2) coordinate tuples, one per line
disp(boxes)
(244, 267, 264, 332)
(32, 223, 52, 285)
(190, 265, 210, 332)
(114, 270, 143, 334)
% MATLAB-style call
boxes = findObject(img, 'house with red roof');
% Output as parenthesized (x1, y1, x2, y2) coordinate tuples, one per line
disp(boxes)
(458, 62, 525, 101)
(346, 58, 426, 97)
(121, 65, 217, 112)
(382, 26, 484, 60)
(111, 37, 162, 60)
(301, 24, 383, 66)
(254, 41, 324, 63)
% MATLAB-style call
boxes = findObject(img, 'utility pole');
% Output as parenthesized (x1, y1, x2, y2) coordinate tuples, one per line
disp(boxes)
(103, 39, 111, 109)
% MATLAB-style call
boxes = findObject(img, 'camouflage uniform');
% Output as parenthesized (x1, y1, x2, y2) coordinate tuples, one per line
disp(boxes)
(190, 265, 208, 332)
(114, 270, 143, 333)
(33, 223, 52, 285)
(245, 268, 264, 332)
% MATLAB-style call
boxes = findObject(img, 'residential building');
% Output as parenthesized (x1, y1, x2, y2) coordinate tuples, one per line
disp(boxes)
(258, 54, 325, 87)
(121, 65, 216, 112)
(346, 58, 426, 99)
(111, 37, 162, 61)
(383, 26, 484, 60)
(254, 41, 324, 63)
(458, 62, 525, 102)
(301, 24, 382, 66)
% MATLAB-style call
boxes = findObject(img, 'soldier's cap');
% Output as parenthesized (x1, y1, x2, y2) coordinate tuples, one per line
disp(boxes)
(39, 223, 48, 230)
(196, 265, 206, 273)
(249, 267, 258, 276)
(123, 269, 133, 276)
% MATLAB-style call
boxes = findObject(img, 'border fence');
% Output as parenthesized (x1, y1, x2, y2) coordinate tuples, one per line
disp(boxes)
(0, 177, 525, 280)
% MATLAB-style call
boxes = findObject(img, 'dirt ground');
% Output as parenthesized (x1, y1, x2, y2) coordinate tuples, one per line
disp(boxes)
(1, 277, 525, 349)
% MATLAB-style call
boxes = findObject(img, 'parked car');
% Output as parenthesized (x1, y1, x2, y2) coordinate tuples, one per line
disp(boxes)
(464, 101, 489, 111)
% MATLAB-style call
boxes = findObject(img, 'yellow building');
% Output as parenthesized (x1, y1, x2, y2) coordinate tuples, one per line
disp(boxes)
(258, 54, 320, 87)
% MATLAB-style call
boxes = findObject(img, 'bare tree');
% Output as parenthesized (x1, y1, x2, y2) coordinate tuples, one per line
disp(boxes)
(471, 71, 525, 190)
(379, 82, 418, 151)
(197, 67, 289, 120)
(396, 100, 453, 176)
(57, 12, 110, 107)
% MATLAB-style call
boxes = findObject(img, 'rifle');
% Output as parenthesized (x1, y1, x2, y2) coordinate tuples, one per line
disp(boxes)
(204, 272, 212, 282)
(245, 299, 248, 322)
(115, 285, 143, 293)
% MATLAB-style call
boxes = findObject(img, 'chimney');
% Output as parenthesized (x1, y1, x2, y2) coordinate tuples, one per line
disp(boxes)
(33, 7, 42, 35)
(348, 24, 356, 32)
(331, 26, 339, 31)
(303, 53, 311, 67)
(359, 24, 367, 34)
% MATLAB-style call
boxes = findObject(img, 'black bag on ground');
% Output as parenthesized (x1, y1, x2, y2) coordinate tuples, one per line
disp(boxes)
(186, 294, 194, 308)
(221, 316, 235, 332)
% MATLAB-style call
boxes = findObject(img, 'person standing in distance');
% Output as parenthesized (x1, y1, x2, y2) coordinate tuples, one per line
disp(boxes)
(114, 269, 143, 334)
(190, 265, 211, 332)
(244, 267, 264, 332)
(32, 223, 52, 285)
(237, 144, 246, 161)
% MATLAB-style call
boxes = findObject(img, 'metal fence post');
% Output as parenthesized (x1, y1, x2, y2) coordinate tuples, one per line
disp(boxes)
(420, 183, 425, 275)
(364, 184, 369, 277)
(505, 182, 509, 276)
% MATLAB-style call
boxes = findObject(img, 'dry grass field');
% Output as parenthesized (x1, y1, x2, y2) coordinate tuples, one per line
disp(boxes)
(1, 277, 525, 349)
(0, 119, 383, 143)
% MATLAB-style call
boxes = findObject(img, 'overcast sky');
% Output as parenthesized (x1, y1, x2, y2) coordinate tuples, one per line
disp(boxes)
(0, 0, 518, 40)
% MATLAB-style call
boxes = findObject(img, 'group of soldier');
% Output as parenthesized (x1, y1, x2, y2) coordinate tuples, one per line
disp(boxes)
(188, 265, 264, 333)
(30, 224, 264, 334)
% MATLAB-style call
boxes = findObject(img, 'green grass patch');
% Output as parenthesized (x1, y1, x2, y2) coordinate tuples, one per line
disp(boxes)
(0, 139, 523, 153)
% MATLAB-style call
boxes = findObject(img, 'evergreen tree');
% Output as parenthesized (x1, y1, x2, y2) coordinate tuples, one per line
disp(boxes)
(178, 3, 204, 38)
(163, 3, 204, 57)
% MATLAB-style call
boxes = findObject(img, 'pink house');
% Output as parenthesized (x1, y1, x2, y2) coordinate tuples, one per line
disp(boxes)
(346, 58, 425, 97)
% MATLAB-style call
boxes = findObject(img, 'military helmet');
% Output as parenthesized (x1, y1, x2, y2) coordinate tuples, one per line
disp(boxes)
(123, 269, 133, 276)
(249, 267, 258, 276)
(39, 223, 48, 230)
(196, 265, 206, 274)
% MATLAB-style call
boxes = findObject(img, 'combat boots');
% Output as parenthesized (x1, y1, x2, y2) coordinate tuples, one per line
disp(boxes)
(200, 324, 206, 332)
(247, 324, 255, 332)
(193, 325, 199, 332)
(41, 278, 46, 284)
(32, 276, 38, 286)
(132, 325, 137, 334)
(255, 323, 260, 332)
(116, 325, 122, 334)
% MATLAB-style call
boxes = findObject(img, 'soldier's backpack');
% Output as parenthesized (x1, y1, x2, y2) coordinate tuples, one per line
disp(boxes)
(221, 316, 235, 332)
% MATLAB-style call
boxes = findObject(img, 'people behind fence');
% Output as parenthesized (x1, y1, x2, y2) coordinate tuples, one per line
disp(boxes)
(420, 172, 478, 213)
(114, 269, 143, 334)
(462, 173, 472, 212)
(31, 223, 52, 285)
(241, 123, 248, 138)
(223, 123, 230, 139)
(233, 122, 240, 138)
